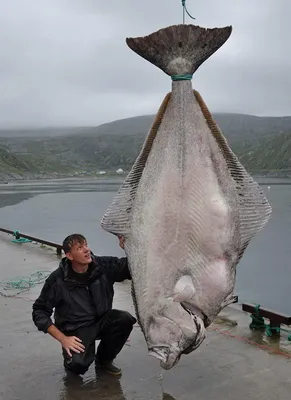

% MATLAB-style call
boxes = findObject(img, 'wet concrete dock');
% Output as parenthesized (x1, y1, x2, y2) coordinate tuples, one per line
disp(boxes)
(1, 231, 291, 400)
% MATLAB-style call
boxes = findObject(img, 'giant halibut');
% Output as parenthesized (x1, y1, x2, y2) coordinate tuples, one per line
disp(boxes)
(101, 24, 272, 370)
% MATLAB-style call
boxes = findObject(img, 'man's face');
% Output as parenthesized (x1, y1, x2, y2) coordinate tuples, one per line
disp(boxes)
(66, 239, 92, 265)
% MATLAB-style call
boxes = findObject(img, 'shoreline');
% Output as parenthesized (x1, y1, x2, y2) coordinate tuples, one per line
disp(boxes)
(0, 166, 291, 185)
(0, 173, 291, 190)
(0, 173, 126, 184)
(1, 174, 291, 183)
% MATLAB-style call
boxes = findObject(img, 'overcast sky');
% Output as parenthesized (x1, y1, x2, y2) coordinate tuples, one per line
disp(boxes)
(0, 0, 290, 128)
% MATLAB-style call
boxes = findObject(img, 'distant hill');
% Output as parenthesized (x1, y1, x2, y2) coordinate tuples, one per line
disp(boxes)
(90, 113, 291, 143)
(0, 112, 291, 179)
(239, 131, 291, 172)
(0, 127, 97, 138)
(1, 112, 291, 140)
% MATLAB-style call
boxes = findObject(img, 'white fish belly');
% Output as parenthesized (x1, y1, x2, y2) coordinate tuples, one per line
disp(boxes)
(127, 85, 239, 325)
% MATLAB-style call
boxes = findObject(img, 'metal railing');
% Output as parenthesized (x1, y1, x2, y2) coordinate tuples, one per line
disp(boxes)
(0, 227, 63, 256)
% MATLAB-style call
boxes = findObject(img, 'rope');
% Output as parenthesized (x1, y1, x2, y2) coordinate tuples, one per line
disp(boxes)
(171, 74, 193, 81)
(247, 304, 291, 341)
(0, 270, 51, 297)
(182, 0, 195, 23)
(12, 230, 31, 243)
(249, 304, 266, 330)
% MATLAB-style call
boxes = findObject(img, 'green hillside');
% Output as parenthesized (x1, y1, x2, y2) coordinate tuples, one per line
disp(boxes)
(239, 132, 291, 173)
(0, 112, 291, 180)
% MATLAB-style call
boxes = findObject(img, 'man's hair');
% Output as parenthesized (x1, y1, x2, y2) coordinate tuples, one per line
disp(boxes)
(62, 233, 87, 254)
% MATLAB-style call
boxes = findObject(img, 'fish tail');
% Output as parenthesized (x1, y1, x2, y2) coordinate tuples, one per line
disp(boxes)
(126, 24, 232, 77)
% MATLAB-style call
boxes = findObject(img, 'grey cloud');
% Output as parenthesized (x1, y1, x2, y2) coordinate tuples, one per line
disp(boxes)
(0, 0, 290, 128)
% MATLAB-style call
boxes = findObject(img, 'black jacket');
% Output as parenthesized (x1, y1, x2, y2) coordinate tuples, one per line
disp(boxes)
(32, 254, 131, 333)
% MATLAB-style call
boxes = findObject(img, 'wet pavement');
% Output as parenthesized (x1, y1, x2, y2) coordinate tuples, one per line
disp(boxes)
(1, 231, 291, 400)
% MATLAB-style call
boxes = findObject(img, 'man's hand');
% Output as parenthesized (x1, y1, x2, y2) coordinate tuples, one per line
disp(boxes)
(47, 324, 85, 357)
(60, 335, 85, 357)
(118, 235, 125, 249)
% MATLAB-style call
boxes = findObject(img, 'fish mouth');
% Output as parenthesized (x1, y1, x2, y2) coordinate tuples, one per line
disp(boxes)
(148, 311, 206, 370)
(148, 345, 180, 370)
(181, 306, 207, 355)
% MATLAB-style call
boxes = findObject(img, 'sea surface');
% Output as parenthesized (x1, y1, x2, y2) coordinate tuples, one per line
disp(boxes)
(0, 176, 290, 314)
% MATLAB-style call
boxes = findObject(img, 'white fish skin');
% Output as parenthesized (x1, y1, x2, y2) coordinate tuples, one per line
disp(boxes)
(101, 24, 272, 370)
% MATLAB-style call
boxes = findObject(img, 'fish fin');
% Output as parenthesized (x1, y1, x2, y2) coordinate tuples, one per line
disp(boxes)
(194, 89, 272, 261)
(173, 275, 195, 302)
(221, 293, 238, 308)
(126, 24, 232, 76)
(131, 281, 144, 334)
(100, 92, 171, 236)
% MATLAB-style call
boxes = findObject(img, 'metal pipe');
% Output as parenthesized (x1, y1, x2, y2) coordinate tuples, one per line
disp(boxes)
(0, 227, 63, 256)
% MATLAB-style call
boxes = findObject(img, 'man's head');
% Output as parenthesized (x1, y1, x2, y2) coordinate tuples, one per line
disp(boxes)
(62, 234, 92, 265)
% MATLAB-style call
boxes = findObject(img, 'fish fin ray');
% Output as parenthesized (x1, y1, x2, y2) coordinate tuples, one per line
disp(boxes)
(221, 293, 238, 308)
(194, 89, 272, 260)
(131, 281, 144, 333)
(100, 92, 171, 235)
(126, 24, 232, 76)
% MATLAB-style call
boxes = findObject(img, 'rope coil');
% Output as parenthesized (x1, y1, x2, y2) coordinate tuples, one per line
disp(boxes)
(0, 270, 51, 297)
(249, 304, 266, 330)
(12, 230, 31, 243)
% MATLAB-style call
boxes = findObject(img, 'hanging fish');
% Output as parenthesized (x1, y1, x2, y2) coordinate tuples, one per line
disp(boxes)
(101, 24, 272, 370)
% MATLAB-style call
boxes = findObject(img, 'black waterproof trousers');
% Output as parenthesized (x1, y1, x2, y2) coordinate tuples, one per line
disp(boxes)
(62, 309, 136, 375)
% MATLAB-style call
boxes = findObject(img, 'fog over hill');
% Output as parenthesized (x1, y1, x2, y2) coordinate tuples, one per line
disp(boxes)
(0, 112, 291, 180)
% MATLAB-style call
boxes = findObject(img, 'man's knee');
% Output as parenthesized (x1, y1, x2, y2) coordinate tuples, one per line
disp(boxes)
(64, 354, 92, 375)
(109, 309, 136, 330)
(64, 358, 90, 375)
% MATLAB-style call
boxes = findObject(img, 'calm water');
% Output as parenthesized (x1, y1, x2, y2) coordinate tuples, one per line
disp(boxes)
(0, 177, 290, 313)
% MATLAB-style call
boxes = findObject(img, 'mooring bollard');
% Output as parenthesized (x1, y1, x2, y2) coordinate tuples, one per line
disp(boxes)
(242, 303, 291, 340)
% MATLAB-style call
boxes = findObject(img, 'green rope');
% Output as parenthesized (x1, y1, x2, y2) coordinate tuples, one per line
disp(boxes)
(249, 304, 266, 330)
(181, 0, 195, 22)
(265, 325, 291, 341)
(171, 74, 193, 81)
(176, 1, 196, 77)
(249, 304, 291, 341)
(12, 230, 31, 243)
(0, 270, 50, 297)
(12, 238, 32, 243)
